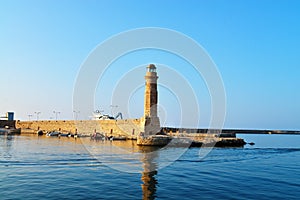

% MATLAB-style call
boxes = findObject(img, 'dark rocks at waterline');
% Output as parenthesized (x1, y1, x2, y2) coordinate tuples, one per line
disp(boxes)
(37, 130, 44, 136)
(190, 138, 246, 147)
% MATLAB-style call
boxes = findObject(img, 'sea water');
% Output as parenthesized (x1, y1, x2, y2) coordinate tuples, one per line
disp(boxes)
(0, 134, 299, 199)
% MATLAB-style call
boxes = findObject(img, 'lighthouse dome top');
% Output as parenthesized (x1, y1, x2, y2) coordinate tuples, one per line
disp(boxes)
(147, 64, 156, 72)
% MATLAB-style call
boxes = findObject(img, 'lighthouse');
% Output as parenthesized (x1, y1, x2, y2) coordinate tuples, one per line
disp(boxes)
(143, 64, 160, 136)
(144, 64, 158, 118)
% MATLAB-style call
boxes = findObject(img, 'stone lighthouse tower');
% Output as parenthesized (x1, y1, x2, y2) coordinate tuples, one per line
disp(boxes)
(143, 64, 160, 136)
(137, 64, 170, 146)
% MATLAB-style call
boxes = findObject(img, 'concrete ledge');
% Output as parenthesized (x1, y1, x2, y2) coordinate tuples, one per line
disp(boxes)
(137, 135, 171, 146)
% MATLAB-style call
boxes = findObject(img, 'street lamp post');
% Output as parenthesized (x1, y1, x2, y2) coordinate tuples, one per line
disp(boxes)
(110, 105, 118, 117)
(73, 110, 80, 120)
(53, 111, 60, 120)
(34, 112, 41, 121)
(28, 114, 33, 121)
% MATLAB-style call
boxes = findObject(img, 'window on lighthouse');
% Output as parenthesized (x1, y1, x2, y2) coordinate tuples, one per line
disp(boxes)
(148, 65, 156, 72)
(150, 68, 156, 72)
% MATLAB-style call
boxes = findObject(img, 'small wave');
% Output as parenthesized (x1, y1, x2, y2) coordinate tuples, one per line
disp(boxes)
(176, 159, 204, 163)
(245, 148, 300, 154)
(174, 148, 300, 165)
(0, 158, 102, 167)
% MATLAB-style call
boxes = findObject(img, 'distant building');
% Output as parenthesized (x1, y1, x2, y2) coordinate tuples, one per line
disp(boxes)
(0, 112, 14, 121)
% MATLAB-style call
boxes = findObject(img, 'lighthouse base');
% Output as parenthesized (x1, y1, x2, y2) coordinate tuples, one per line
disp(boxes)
(137, 135, 171, 146)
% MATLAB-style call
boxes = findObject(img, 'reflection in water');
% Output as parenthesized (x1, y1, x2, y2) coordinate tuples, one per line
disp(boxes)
(8, 135, 161, 199)
(140, 147, 159, 200)
(83, 138, 160, 199)
(0, 135, 14, 160)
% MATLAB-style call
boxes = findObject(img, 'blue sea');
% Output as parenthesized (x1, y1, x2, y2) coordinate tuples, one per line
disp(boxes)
(1, 134, 300, 200)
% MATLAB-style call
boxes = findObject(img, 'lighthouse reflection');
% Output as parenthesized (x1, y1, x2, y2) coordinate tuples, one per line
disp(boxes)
(139, 146, 159, 200)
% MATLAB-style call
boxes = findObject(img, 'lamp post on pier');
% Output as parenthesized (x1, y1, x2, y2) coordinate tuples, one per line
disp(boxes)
(34, 112, 41, 121)
(53, 111, 60, 120)
(28, 114, 33, 121)
(73, 110, 80, 120)
(110, 105, 118, 117)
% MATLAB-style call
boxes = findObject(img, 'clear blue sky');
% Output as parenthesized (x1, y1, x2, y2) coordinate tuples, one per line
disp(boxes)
(1, 0, 299, 130)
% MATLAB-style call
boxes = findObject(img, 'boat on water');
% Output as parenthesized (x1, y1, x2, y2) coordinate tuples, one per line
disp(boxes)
(110, 136, 127, 141)
(60, 133, 71, 137)
(46, 131, 60, 137)
(45, 130, 86, 138)
(91, 132, 106, 140)
(90, 132, 127, 141)
(46, 131, 73, 137)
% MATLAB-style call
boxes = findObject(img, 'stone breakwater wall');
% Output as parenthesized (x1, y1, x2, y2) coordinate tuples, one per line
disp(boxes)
(15, 119, 143, 138)
(162, 127, 237, 138)
(14, 120, 246, 147)
(15, 120, 237, 138)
